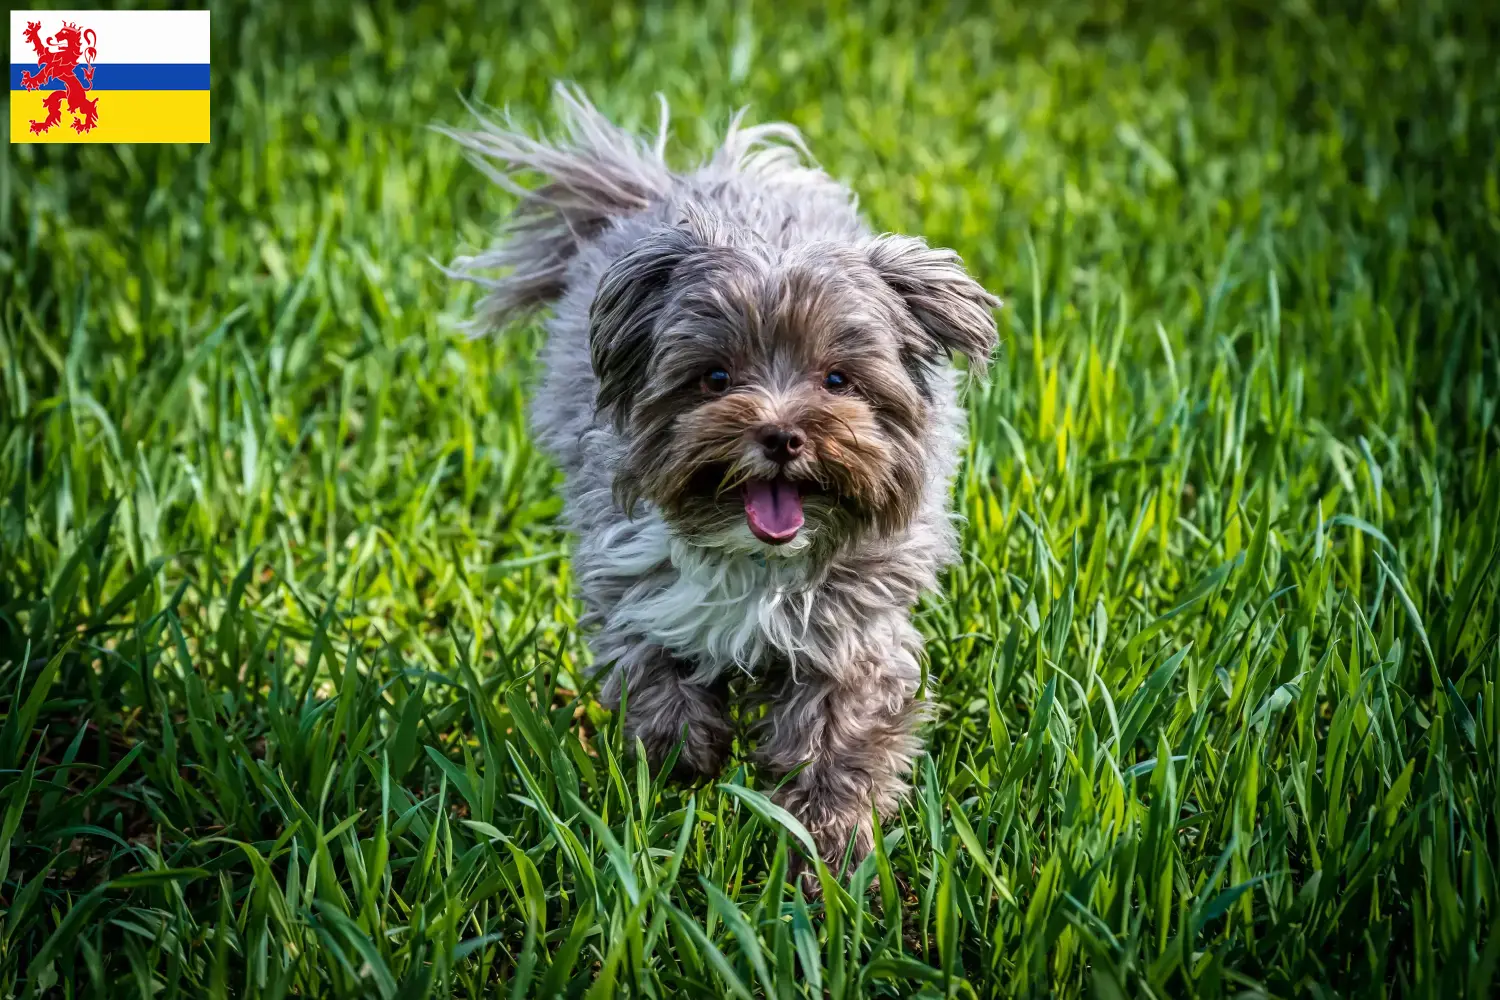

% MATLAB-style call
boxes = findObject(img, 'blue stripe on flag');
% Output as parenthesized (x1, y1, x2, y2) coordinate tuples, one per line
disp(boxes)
(9, 63, 210, 91)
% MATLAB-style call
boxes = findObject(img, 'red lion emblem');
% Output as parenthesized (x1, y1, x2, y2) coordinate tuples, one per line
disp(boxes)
(20, 19, 100, 135)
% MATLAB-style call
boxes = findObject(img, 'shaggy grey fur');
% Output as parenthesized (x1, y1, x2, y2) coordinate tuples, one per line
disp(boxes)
(448, 84, 999, 876)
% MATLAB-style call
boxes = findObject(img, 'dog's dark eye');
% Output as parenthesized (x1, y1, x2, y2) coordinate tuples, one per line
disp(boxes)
(703, 368, 732, 394)
(823, 370, 851, 391)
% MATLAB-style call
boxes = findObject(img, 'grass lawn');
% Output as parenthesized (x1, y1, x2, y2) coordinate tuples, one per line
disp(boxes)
(3, 0, 1499, 995)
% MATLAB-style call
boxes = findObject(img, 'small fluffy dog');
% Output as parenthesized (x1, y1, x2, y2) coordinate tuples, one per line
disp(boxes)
(450, 85, 998, 874)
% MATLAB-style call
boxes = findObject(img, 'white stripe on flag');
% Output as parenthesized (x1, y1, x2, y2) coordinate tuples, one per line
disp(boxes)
(9, 10, 209, 65)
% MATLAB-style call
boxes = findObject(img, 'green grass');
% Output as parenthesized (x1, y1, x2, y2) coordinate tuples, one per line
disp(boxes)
(3, 0, 1499, 995)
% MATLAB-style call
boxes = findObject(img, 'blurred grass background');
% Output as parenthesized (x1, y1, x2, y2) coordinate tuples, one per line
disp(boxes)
(2, 0, 1499, 995)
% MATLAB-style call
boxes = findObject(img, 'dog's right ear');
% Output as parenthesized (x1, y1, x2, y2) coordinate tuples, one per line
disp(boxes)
(589, 222, 709, 428)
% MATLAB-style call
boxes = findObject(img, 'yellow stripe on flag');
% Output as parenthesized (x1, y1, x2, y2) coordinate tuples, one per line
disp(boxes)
(9, 89, 209, 143)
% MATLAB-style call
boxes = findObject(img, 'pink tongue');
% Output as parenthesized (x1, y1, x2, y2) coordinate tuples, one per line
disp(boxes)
(742, 479, 804, 544)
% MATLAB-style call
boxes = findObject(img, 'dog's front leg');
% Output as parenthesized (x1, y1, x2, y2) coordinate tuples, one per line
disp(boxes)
(758, 656, 925, 879)
(599, 643, 732, 781)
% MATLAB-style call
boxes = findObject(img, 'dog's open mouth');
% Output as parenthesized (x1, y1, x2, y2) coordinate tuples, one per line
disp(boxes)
(741, 478, 804, 544)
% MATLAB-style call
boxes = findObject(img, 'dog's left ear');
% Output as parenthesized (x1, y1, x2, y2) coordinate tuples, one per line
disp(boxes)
(865, 234, 1001, 376)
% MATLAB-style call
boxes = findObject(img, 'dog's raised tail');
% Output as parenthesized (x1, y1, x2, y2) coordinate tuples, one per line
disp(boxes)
(443, 83, 674, 332)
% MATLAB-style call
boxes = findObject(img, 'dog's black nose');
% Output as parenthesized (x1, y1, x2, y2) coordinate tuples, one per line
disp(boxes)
(756, 426, 805, 463)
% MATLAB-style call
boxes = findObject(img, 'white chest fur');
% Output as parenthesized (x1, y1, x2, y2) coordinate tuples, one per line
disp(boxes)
(593, 515, 818, 682)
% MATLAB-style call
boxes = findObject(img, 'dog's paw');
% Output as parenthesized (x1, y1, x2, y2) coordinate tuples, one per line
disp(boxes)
(634, 720, 730, 783)
(783, 830, 881, 899)
(786, 851, 824, 897)
(785, 852, 884, 899)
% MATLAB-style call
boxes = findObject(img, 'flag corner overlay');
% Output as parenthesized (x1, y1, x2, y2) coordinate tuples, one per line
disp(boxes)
(10, 9, 211, 144)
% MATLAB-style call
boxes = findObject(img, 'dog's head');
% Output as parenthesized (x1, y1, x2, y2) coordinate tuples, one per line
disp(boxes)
(591, 210, 999, 555)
